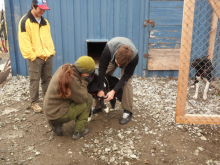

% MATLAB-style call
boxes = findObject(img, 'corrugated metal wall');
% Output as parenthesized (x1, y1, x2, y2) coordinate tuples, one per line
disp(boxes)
(5, 0, 219, 78)
(5, 0, 150, 77)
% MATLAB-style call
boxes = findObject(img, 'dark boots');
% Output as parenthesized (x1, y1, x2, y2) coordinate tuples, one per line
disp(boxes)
(92, 108, 102, 114)
(52, 124, 63, 136)
(72, 127, 90, 140)
(119, 109, 132, 125)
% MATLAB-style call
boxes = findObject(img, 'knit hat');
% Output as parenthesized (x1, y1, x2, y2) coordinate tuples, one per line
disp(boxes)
(74, 56, 95, 74)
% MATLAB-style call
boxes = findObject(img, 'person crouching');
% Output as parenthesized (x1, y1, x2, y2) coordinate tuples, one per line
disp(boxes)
(43, 56, 95, 140)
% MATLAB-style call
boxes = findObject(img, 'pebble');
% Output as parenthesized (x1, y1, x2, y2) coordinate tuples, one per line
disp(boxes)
(35, 152, 40, 156)
(200, 136, 207, 141)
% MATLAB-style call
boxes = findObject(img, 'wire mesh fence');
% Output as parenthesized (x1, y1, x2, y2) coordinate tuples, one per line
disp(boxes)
(176, 0, 220, 124)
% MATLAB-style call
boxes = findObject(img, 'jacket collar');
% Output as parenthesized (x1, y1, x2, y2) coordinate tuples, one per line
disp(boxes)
(27, 10, 47, 26)
(72, 65, 82, 82)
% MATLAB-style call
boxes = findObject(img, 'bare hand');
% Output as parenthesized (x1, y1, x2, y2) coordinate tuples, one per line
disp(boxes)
(105, 90, 115, 101)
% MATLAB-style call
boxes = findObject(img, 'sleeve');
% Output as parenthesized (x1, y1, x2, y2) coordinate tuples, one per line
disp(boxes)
(18, 20, 37, 61)
(113, 54, 139, 92)
(98, 44, 112, 90)
(69, 77, 89, 104)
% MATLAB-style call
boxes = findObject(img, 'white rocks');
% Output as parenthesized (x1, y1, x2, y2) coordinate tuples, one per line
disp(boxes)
(94, 139, 99, 144)
(197, 133, 202, 137)
(25, 110, 30, 114)
(35, 152, 40, 156)
(194, 149, 199, 155)
(117, 133, 124, 140)
(110, 157, 115, 162)
(104, 148, 111, 152)
(129, 154, 137, 159)
(200, 136, 207, 141)
(1, 108, 20, 116)
(100, 156, 106, 161)
(1, 75, 220, 164)
(197, 147, 204, 151)
(0, 76, 31, 105)
(177, 125, 183, 129)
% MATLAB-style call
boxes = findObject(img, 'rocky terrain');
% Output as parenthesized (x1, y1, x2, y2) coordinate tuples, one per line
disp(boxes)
(0, 75, 220, 165)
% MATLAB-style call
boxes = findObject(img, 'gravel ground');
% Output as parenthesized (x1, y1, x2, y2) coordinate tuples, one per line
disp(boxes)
(0, 75, 220, 165)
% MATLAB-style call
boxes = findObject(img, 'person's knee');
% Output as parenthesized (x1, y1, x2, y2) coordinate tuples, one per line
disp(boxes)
(29, 71, 40, 81)
(86, 93, 93, 107)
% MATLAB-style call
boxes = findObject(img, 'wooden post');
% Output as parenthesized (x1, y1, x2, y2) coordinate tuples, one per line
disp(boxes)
(208, 0, 220, 20)
(176, 0, 195, 122)
(208, 12, 218, 61)
(176, 115, 220, 124)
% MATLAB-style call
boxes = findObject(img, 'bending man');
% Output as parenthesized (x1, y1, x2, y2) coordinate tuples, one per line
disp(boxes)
(95, 37, 139, 125)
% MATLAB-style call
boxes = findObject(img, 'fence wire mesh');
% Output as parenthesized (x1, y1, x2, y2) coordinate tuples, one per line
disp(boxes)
(176, 0, 220, 124)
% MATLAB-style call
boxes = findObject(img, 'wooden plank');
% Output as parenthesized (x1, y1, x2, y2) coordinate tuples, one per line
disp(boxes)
(150, 13, 183, 19)
(150, 8, 183, 14)
(149, 43, 180, 49)
(147, 49, 180, 70)
(176, 0, 195, 117)
(149, 26, 182, 31)
(176, 115, 220, 124)
(152, 19, 182, 26)
(148, 49, 180, 54)
(208, 0, 220, 19)
(149, 38, 181, 44)
(150, 1, 183, 8)
(150, 31, 181, 38)
(208, 12, 218, 62)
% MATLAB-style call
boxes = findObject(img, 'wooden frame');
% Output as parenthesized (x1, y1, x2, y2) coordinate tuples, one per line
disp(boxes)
(175, 0, 220, 124)
(208, 12, 218, 61)
(208, 0, 220, 20)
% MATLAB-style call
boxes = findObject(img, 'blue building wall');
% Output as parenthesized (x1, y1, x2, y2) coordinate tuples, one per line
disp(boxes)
(148, 0, 183, 77)
(4, 0, 220, 78)
(5, 0, 150, 77)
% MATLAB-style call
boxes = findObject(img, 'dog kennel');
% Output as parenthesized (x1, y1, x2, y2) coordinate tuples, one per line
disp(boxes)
(176, 0, 220, 125)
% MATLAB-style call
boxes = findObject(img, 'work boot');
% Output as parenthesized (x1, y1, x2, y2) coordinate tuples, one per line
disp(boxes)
(31, 102, 43, 113)
(52, 124, 63, 136)
(119, 110, 132, 125)
(92, 108, 102, 114)
(72, 127, 90, 140)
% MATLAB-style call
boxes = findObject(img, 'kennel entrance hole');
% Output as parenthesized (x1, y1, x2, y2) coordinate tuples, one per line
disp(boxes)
(87, 40, 107, 68)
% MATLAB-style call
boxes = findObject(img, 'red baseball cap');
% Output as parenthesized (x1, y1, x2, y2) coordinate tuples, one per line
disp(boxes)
(32, 0, 50, 10)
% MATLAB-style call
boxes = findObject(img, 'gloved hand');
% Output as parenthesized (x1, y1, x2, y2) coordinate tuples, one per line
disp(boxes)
(83, 74, 92, 83)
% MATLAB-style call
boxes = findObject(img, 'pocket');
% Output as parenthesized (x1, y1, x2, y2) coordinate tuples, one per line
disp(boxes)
(27, 59, 41, 80)
(29, 70, 40, 80)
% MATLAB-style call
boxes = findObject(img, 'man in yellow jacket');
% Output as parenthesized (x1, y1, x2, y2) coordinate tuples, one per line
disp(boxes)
(18, 0, 55, 113)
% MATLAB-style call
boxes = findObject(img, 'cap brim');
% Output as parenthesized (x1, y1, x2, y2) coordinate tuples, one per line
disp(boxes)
(38, 5, 50, 10)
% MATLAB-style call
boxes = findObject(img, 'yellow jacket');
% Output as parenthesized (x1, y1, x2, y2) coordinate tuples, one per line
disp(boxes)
(18, 10, 55, 61)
